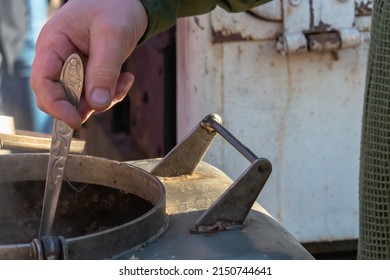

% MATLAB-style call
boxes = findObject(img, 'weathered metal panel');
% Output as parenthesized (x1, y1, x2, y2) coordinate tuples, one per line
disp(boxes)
(176, 4, 370, 244)
(210, 3, 282, 43)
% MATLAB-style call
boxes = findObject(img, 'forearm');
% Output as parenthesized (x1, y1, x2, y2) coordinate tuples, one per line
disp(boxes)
(139, 0, 271, 43)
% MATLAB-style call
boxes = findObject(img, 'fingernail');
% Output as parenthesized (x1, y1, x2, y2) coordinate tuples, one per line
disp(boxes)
(91, 88, 110, 105)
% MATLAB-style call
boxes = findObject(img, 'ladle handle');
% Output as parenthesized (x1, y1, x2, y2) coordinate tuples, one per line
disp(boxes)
(39, 53, 84, 237)
(203, 115, 258, 163)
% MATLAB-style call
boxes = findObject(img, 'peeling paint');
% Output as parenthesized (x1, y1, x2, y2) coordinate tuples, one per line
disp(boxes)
(307, 32, 341, 52)
(308, 21, 334, 33)
(355, 0, 373, 16)
(212, 28, 254, 43)
(193, 16, 205, 30)
(309, 0, 314, 29)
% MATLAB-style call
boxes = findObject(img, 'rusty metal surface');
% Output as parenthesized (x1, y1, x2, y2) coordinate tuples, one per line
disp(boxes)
(176, 6, 369, 245)
(196, 158, 271, 230)
(151, 113, 272, 231)
(151, 114, 219, 177)
(124, 30, 176, 158)
(210, 7, 282, 43)
(210, 0, 365, 53)
(307, 32, 341, 52)
(121, 159, 313, 260)
(355, 0, 373, 16)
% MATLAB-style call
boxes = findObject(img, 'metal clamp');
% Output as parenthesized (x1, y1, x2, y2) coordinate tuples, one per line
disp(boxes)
(31, 236, 69, 260)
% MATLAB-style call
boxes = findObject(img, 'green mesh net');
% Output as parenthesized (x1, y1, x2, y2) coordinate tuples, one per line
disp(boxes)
(358, 0, 390, 260)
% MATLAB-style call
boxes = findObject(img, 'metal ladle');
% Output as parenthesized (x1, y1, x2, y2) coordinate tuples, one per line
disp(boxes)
(39, 53, 84, 237)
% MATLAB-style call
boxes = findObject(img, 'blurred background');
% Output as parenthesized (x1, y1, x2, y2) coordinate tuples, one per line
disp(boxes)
(0, 0, 375, 259)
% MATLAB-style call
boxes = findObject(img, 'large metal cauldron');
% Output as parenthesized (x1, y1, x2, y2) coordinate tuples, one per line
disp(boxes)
(0, 114, 314, 260)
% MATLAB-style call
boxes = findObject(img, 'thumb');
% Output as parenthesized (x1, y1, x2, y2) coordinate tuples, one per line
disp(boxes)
(84, 36, 128, 111)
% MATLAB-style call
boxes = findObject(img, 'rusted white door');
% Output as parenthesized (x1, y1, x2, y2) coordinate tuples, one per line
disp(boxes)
(176, 0, 372, 246)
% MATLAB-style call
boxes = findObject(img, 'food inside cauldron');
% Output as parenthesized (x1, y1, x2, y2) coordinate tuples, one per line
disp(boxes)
(0, 181, 153, 244)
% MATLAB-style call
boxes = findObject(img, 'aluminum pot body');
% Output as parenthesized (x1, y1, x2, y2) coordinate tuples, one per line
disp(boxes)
(0, 154, 313, 259)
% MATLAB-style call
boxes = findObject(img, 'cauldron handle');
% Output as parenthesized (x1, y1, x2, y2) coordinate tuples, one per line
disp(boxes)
(150, 114, 220, 177)
(151, 113, 272, 232)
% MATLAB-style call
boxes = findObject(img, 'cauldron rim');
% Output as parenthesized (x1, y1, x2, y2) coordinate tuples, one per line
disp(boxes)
(0, 153, 167, 259)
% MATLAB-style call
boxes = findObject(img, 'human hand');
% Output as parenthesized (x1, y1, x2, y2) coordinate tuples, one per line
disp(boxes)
(30, 0, 148, 129)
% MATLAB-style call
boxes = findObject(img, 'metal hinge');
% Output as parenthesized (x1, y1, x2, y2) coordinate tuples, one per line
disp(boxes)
(276, 27, 361, 54)
(277, 0, 362, 55)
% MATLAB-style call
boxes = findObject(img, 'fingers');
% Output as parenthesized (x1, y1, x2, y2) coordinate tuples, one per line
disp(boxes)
(30, 0, 148, 128)
(83, 4, 144, 113)
(31, 31, 83, 128)
(84, 35, 124, 111)
(113, 72, 135, 103)
(79, 72, 135, 124)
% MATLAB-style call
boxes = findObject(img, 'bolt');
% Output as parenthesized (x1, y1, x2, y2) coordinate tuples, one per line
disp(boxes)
(258, 161, 271, 173)
(289, 0, 301, 6)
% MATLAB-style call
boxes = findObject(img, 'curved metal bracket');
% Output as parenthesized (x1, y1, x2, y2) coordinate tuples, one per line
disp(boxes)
(151, 114, 221, 177)
(195, 158, 272, 231)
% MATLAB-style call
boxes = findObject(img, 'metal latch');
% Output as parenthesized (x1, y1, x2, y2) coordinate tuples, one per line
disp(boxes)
(277, 0, 362, 54)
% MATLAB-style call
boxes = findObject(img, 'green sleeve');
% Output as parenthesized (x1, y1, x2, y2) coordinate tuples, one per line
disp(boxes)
(138, 0, 271, 43)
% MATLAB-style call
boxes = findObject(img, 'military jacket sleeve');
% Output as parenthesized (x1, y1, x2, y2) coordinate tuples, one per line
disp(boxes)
(138, 0, 271, 43)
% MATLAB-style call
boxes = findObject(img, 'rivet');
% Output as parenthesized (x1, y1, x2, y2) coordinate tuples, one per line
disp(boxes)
(289, 0, 301, 6)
